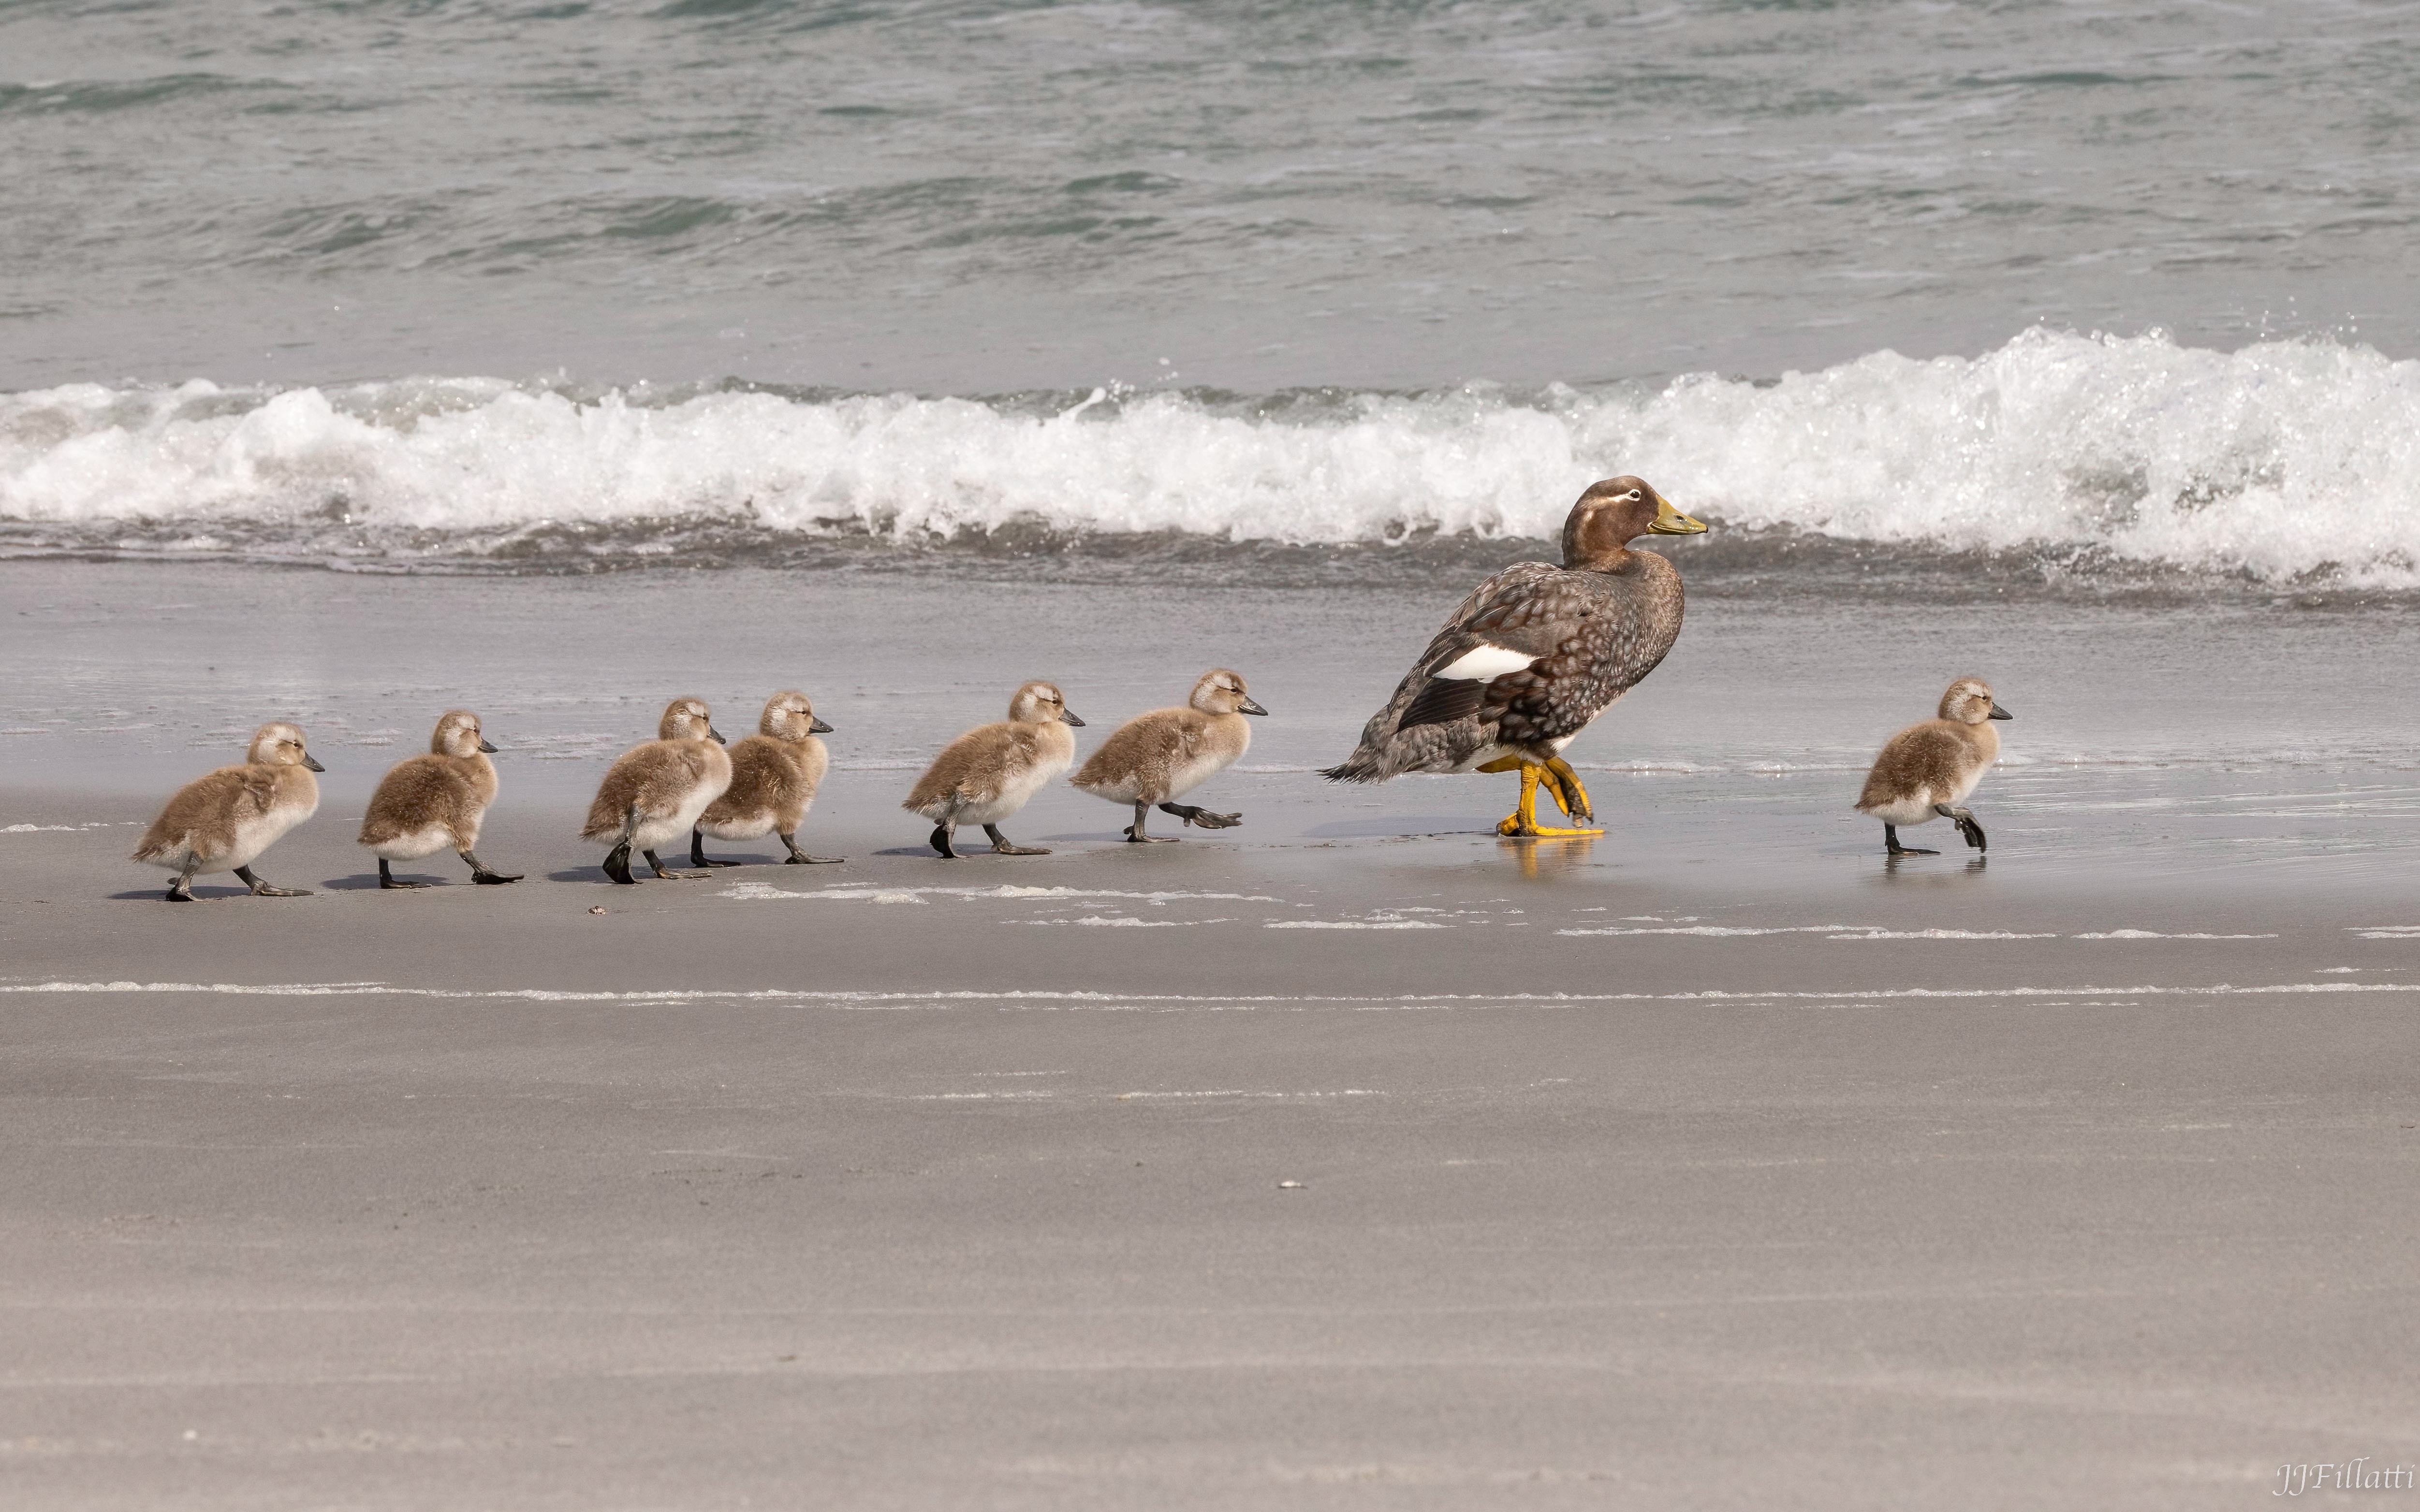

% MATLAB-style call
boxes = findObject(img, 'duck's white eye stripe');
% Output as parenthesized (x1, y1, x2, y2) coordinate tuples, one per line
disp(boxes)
(1435, 645, 1537, 682)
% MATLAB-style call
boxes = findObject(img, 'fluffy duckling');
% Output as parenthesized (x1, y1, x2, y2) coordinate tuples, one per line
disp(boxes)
(1855, 678, 2014, 856)
(692, 689, 844, 868)
(903, 681, 1084, 858)
(356, 710, 522, 888)
(1071, 669, 1268, 843)
(580, 697, 733, 884)
(132, 722, 325, 901)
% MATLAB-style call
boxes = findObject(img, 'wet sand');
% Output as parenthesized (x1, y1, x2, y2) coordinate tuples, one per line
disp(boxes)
(6, 563, 2420, 1506)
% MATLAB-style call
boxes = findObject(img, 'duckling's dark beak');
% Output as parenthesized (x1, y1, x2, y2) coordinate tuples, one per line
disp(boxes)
(478, 738, 499, 753)
(303, 754, 326, 772)
(1061, 710, 1085, 727)
(1646, 493, 1710, 536)
(1989, 703, 2014, 721)
(708, 727, 727, 744)
(809, 717, 834, 734)
(1240, 697, 1269, 716)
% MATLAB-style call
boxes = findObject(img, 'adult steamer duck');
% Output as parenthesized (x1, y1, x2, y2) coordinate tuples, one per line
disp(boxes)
(1322, 477, 1707, 837)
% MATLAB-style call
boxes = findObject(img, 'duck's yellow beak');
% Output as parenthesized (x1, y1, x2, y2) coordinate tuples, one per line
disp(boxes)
(1646, 494, 1710, 535)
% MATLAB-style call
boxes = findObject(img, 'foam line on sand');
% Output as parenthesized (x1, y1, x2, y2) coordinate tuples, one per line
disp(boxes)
(7, 979, 2418, 1005)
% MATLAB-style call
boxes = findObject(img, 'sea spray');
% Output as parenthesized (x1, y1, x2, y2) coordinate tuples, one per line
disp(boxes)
(5, 329, 2417, 584)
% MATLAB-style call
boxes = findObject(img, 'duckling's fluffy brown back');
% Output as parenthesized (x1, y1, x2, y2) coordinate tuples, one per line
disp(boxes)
(1071, 707, 1250, 805)
(581, 741, 733, 840)
(703, 734, 827, 834)
(904, 722, 1074, 817)
(1855, 720, 1998, 814)
(359, 752, 499, 849)
(133, 765, 319, 864)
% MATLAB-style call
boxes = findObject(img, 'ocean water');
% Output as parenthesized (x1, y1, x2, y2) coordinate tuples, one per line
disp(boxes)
(4, 8, 2419, 643)
(5, 1, 2419, 590)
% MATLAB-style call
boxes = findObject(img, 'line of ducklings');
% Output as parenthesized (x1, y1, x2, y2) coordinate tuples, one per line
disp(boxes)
(132, 669, 1271, 899)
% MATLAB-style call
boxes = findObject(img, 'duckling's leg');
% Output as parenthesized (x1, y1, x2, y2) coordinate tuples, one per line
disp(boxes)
(780, 832, 845, 865)
(1936, 804, 1987, 852)
(1124, 801, 1176, 843)
(378, 858, 429, 890)
(234, 865, 312, 898)
(689, 827, 742, 869)
(1541, 757, 1596, 822)
(1159, 801, 1241, 830)
(984, 823, 1051, 856)
(1883, 824, 1937, 857)
(461, 850, 521, 884)
(930, 823, 959, 859)
(1496, 763, 1603, 839)
(644, 848, 709, 880)
(165, 855, 200, 902)
(603, 804, 641, 884)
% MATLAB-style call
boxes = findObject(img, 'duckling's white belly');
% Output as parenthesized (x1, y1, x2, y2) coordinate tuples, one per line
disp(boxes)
(699, 808, 779, 841)
(1862, 795, 1943, 827)
(1162, 746, 1237, 801)
(369, 823, 455, 861)
(623, 781, 719, 851)
(218, 804, 313, 872)
(954, 756, 1065, 826)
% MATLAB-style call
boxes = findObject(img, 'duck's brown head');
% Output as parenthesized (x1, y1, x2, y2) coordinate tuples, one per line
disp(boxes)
(1561, 476, 1707, 569)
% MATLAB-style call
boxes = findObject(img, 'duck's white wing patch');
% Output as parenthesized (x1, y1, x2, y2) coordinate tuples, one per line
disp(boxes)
(1434, 644, 1537, 682)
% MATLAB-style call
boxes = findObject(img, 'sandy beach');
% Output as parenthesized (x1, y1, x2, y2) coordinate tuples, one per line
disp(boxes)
(6, 560, 2419, 1507)
(10, 0, 2420, 1496)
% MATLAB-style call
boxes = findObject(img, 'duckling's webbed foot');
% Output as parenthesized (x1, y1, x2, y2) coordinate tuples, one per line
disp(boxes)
(781, 833, 845, 864)
(602, 842, 637, 885)
(1936, 804, 1988, 851)
(930, 824, 959, 859)
(1883, 824, 1937, 857)
(1159, 802, 1241, 830)
(644, 848, 707, 880)
(235, 865, 311, 898)
(985, 823, 1051, 856)
(378, 859, 429, 890)
(462, 850, 521, 884)
(1125, 802, 1177, 843)
(165, 858, 200, 902)
(689, 829, 742, 869)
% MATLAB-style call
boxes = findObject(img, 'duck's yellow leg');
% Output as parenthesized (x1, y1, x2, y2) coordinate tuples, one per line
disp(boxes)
(1496, 762, 1604, 839)
(1541, 757, 1595, 820)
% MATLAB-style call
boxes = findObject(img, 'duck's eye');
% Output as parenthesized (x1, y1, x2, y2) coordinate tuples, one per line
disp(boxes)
(1627, 490, 1643, 501)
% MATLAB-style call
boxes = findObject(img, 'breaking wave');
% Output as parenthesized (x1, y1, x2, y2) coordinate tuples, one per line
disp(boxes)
(3, 327, 2416, 584)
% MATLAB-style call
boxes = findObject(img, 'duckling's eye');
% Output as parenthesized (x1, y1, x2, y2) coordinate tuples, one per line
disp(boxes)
(1627, 489, 1643, 501)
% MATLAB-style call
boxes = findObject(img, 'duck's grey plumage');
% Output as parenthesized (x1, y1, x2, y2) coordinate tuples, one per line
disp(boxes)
(1324, 478, 1697, 785)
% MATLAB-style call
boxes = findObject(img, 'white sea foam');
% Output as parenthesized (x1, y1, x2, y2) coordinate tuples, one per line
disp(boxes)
(6, 329, 2418, 583)
(719, 881, 1281, 904)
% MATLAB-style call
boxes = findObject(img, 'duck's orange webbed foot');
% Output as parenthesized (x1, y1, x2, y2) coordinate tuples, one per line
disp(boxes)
(1495, 762, 1604, 840)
